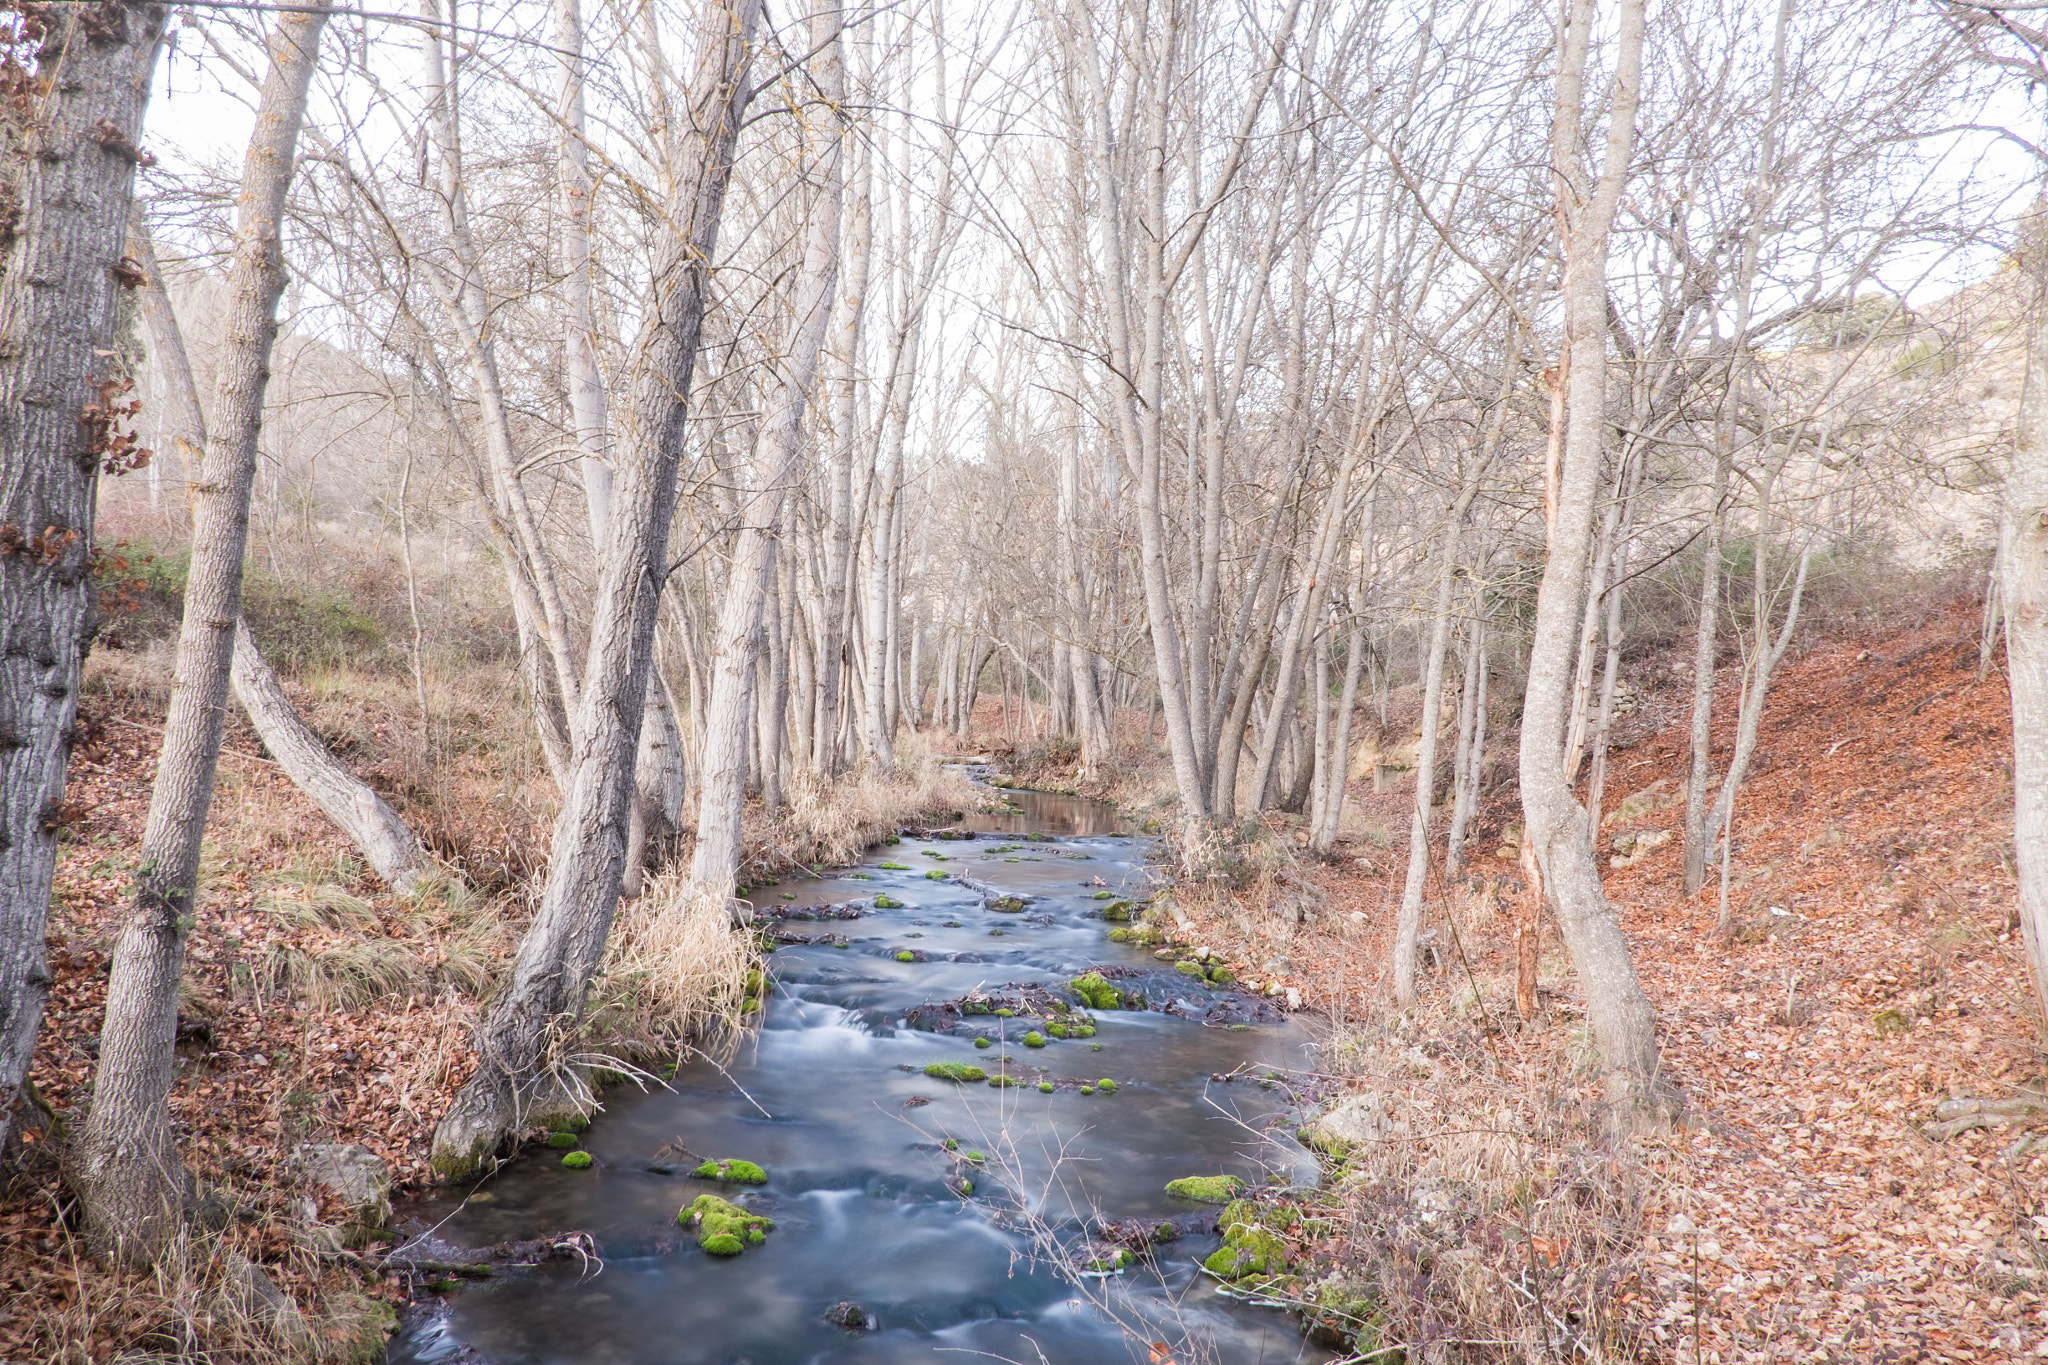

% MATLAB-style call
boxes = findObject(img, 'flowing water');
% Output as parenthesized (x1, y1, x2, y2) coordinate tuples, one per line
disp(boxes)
(390, 788, 1331, 1365)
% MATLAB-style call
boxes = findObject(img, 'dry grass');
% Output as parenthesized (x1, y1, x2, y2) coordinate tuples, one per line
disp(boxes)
(745, 748, 981, 878)
(590, 875, 762, 1049)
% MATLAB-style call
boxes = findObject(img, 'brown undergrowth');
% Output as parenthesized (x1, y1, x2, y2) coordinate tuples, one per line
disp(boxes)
(1163, 603, 2047, 1362)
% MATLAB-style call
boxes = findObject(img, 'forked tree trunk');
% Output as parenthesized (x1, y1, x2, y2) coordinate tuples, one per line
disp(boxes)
(0, 0, 167, 1154)
(1519, 0, 1672, 1133)
(76, 2, 326, 1259)
(431, 0, 761, 1181)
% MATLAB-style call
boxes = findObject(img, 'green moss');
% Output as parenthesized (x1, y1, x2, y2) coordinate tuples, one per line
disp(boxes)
(879, 861, 910, 870)
(1086, 1248, 1135, 1272)
(1175, 960, 1206, 977)
(679, 1193, 773, 1254)
(1164, 1175, 1244, 1203)
(995, 1008, 1013, 1017)
(1046, 1021, 1068, 1039)
(925, 1062, 987, 1082)
(744, 969, 765, 995)
(1203, 1200, 1291, 1282)
(566, 1116, 591, 1133)
(875, 894, 904, 909)
(974, 1036, 992, 1049)
(1096, 1079, 1116, 1092)
(1093, 890, 1116, 900)
(546, 1132, 580, 1149)
(1090, 1043, 1105, 1052)
(1023, 1031, 1046, 1048)
(895, 951, 917, 962)
(1038, 1082, 1056, 1093)
(965, 1150, 986, 1163)
(926, 870, 949, 881)
(1206, 965, 1234, 985)
(1102, 901, 1135, 922)
(989, 896, 1026, 913)
(560, 1151, 594, 1170)
(1308, 1282, 1387, 1355)
(690, 1158, 768, 1185)
(741, 997, 762, 1013)
(1153, 1222, 1179, 1242)
(1070, 972, 1122, 1010)
(921, 851, 949, 861)
(988, 1074, 1021, 1087)
(1080, 1085, 1095, 1095)
(1108, 929, 1130, 942)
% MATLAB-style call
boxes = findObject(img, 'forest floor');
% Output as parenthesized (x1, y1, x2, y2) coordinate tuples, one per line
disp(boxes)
(1154, 601, 2048, 1362)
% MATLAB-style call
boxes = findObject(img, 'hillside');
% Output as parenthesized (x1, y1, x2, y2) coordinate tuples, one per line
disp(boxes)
(1171, 602, 2046, 1360)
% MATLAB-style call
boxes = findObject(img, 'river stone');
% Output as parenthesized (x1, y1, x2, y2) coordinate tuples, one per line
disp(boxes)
(825, 1300, 877, 1331)
(292, 1142, 391, 1227)
(1303, 1093, 1392, 1154)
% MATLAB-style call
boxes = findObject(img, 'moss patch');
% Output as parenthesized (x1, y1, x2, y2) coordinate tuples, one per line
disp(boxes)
(1202, 1199, 1291, 1282)
(924, 1062, 987, 1083)
(679, 1193, 773, 1254)
(545, 1131, 580, 1149)
(1165, 1175, 1244, 1203)
(560, 1151, 594, 1170)
(874, 894, 904, 909)
(1070, 972, 1122, 1010)
(690, 1158, 768, 1185)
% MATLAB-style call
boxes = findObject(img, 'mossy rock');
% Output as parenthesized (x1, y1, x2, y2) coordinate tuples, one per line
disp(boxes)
(1092, 890, 1116, 900)
(690, 1158, 768, 1185)
(1046, 1021, 1069, 1039)
(1306, 1281, 1387, 1353)
(546, 1131, 580, 1149)
(1102, 901, 1135, 922)
(974, 1036, 993, 1049)
(1164, 1175, 1244, 1203)
(1175, 960, 1206, 977)
(744, 969, 765, 995)
(1203, 1199, 1291, 1281)
(895, 951, 917, 962)
(1108, 928, 1130, 942)
(944, 1137, 959, 1150)
(1070, 972, 1122, 1011)
(679, 1193, 772, 1254)
(1038, 1082, 1056, 1093)
(875, 894, 904, 909)
(989, 896, 1027, 913)
(1079, 1085, 1095, 1095)
(925, 1062, 987, 1083)
(921, 851, 949, 861)
(565, 1116, 591, 1133)
(879, 861, 910, 870)
(995, 1008, 1013, 1017)
(925, 870, 949, 881)
(560, 1151, 594, 1170)
(965, 1150, 986, 1163)
(1153, 1222, 1179, 1243)
(1086, 1248, 1135, 1272)
(1206, 965, 1234, 985)
(1023, 1032, 1047, 1048)
(742, 997, 762, 1013)
(1096, 1079, 1116, 1093)
(988, 1073, 1021, 1088)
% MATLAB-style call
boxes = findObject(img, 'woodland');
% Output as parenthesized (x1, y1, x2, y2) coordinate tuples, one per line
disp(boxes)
(3, 0, 2048, 1360)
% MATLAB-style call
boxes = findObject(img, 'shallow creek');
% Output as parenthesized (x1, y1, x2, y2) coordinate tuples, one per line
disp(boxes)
(390, 788, 1331, 1365)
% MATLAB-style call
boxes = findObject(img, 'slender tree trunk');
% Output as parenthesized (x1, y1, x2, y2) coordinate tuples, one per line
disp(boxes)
(0, 0, 167, 1154)
(1446, 617, 1486, 879)
(1519, 0, 1671, 1132)
(1312, 609, 1367, 855)
(76, 2, 326, 1258)
(431, 0, 760, 1180)
(1682, 452, 1729, 895)
(2004, 207, 2048, 1028)
(1395, 535, 1458, 1008)
(688, 4, 843, 904)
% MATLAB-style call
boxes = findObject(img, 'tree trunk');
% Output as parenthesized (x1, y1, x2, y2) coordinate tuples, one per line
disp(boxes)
(1395, 540, 1458, 1008)
(431, 0, 761, 1181)
(76, 1, 325, 1259)
(1519, 0, 1671, 1133)
(1445, 618, 1486, 879)
(1681, 452, 1728, 895)
(688, 3, 843, 905)
(2004, 208, 2048, 1029)
(232, 624, 424, 891)
(0, 0, 166, 1154)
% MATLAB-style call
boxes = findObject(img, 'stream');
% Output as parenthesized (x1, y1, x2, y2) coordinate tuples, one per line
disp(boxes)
(389, 787, 1332, 1365)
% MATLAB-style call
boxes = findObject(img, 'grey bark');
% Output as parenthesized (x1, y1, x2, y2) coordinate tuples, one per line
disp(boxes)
(2004, 208, 2048, 1030)
(431, 0, 760, 1181)
(75, 1, 325, 1259)
(0, 0, 166, 1155)
(1518, 0, 1671, 1132)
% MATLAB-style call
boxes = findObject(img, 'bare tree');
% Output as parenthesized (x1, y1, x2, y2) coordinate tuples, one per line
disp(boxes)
(74, 0, 330, 1258)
